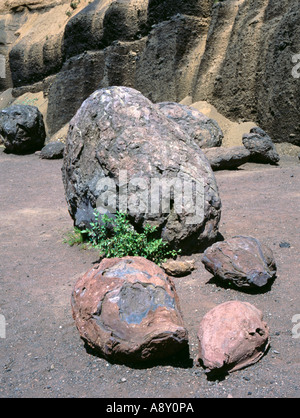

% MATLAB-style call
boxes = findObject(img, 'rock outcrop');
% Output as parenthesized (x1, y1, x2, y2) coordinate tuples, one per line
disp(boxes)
(0, 0, 299, 145)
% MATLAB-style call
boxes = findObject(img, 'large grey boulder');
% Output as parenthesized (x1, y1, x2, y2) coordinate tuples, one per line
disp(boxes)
(157, 102, 223, 149)
(0, 104, 46, 154)
(62, 86, 221, 253)
(242, 127, 280, 165)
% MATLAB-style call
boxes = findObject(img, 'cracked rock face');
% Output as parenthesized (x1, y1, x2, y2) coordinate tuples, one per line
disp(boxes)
(197, 301, 270, 373)
(71, 256, 189, 364)
(201, 236, 277, 288)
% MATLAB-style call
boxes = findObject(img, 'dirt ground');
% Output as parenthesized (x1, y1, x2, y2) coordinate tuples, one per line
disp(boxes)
(0, 146, 299, 398)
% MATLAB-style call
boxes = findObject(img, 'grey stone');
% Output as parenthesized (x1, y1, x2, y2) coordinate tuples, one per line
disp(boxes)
(202, 236, 277, 288)
(242, 127, 280, 164)
(40, 141, 65, 159)
(0, 104, 46, 154)
(157, 102, 223, 149)
(203, 146, 250, 171)
(62, 86, 222, 253)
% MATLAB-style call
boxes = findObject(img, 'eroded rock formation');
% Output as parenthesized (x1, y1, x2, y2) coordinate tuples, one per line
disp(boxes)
(0, 0, 299, 145)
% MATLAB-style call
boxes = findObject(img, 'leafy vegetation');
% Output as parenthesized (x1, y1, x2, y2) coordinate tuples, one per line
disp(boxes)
(63, 227, 85, 247)
(74, 210, 180, 265)
(70, 0, 80, 10)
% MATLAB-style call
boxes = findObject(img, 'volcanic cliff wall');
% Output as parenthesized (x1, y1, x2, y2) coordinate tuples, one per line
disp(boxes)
(0, 0, 299, 144)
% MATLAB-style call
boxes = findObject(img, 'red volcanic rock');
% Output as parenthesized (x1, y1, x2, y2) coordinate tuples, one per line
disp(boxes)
(197, 301, 270, 373)
(71, 256, 188, 364)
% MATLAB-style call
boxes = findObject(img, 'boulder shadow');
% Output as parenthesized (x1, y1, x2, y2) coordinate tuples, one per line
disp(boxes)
(206, 274, 276, 295)
(3, 146, 43, 156)
(197, 342, 271, 382)
(84, 340, 193, 370)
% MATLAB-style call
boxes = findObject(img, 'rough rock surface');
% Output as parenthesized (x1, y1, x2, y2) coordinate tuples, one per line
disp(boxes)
(242, 127, 280, 165)
(161, 259, 195, 277)
(2, 0, 299, 145)
(197, 300, 270, 373)
(0, 104, 46, 154)
(39, 141, 64, 159)
(193, 0, 300, 146)
(202, 236, 277, 288)
(71, 256, 189, 364)
(62, 86, 221, 253)
(203, 146, 250, 171)
(46, 40, 146, 136)
(157, 102, 223, 149)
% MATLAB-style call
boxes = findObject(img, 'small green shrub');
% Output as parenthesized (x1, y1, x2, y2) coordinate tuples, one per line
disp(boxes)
(63, 227, 84, 247)
(70, 0, 80, 9)
(81, 210, 180, 265)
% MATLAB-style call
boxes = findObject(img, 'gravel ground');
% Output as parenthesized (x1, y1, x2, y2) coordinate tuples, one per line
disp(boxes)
(0, 147, 299, 398)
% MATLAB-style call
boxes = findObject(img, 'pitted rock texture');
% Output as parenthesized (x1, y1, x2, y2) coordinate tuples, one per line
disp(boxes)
(202, 236, 277, 288)
(203, 146, 250, 171)
(0, 104, 46, 154)
(157, 102, 223, 149)
(161, 259, 195, 277)
(39, 141, 64, 159)
(197, 301, 270, 374)
(62, 86, 221, 253)
(1, 0, 300, 145)
(242, 127, 280, 165)
(71, 256, 189, 364)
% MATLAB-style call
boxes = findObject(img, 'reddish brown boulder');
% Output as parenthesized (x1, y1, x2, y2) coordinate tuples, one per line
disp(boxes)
(202, 236, 277, 288)
(197, 301, 270, 373)
(71, 256, 189, 364)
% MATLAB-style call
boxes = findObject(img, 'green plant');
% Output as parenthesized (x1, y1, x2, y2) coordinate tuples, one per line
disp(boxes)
(63, 227, 84, 247)
(70, 0, 80, 9)
(81, 210, 180, 264)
